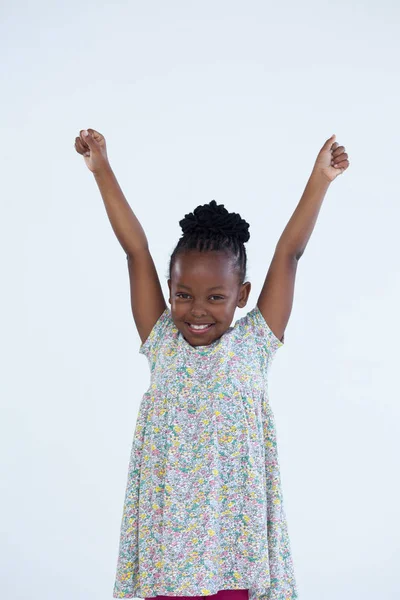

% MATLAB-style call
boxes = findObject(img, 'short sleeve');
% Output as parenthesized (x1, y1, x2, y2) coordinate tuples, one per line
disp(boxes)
(234, 305, 284, 370)
(139, 308, 174, 370)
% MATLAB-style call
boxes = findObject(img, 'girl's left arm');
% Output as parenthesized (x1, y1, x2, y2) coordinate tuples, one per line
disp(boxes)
(257, 135, 350, 342)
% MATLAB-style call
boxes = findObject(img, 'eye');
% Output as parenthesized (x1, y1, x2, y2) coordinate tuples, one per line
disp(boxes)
(176, 292, 191, 299)
(210, 295, 224, 301)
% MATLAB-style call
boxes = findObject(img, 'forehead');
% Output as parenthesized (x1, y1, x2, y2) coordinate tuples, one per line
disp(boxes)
(171, 251, 237, 286)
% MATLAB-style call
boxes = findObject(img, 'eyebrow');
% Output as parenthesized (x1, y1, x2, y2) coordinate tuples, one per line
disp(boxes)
(177, 284, 226, 292)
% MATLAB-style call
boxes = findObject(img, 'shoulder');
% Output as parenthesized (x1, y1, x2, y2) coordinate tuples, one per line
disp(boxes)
(139, 307, 176, 358)
(232, 305, 284, 361)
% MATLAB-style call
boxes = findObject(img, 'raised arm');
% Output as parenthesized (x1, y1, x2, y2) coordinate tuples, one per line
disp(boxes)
(75, 129, 167, 343)
(257, 135, 350, 342)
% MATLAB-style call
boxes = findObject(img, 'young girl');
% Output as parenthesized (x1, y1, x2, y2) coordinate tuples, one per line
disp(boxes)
(75, 129, 349, 600)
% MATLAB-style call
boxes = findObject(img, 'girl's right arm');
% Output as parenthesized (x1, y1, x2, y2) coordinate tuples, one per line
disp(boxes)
(75, 128, 167, 344)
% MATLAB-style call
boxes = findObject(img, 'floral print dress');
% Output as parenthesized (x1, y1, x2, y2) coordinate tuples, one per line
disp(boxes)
(113, 306, 297, 600)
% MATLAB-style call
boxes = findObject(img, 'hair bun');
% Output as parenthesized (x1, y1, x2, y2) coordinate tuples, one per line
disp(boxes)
(179, 200, 250, 244)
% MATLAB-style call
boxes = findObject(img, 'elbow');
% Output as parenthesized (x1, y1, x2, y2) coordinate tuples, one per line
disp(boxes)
(276, 243, 302, 262)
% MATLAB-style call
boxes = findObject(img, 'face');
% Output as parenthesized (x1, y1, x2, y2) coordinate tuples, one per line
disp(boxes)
(168, 250, 251, 346)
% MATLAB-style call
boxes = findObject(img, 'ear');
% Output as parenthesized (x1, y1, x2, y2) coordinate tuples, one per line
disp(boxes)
(237, 281, 251, 308)
(167, 279, 172, 305)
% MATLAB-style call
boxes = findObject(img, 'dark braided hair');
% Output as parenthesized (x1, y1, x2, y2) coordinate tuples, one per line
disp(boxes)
(169, 200, 250, 283)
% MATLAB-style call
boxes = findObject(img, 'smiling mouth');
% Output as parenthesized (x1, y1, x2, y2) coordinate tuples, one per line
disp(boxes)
(185, 322, 215, 334)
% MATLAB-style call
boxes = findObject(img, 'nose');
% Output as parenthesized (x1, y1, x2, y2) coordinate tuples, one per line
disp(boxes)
(190, 301, 207, 318)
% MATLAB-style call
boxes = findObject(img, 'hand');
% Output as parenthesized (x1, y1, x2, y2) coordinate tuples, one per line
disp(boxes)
(313, 134, 350, 182)
(74, 128, 109, 173)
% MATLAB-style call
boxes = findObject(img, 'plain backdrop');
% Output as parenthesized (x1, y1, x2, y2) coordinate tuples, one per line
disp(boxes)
(1, 1, 399, 599)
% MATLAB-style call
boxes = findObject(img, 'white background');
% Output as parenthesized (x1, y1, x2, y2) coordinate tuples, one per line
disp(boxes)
(1, 1, 399, 599)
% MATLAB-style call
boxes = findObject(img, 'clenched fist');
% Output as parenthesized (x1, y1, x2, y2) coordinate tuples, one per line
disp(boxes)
(74, 129, 109, 174)
(313, 134, 350, 182)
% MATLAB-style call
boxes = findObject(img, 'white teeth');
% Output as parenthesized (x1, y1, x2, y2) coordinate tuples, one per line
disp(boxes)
(190, 323, 211, 330)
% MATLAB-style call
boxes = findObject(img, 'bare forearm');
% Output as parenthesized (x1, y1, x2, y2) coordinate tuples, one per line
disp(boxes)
(276, 171, 331, 259)
(93, 164, 148, 257)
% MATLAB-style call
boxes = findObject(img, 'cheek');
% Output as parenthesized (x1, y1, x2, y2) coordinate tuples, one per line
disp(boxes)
(170, 301, 186, 318)
(216, 302, 237, 320)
